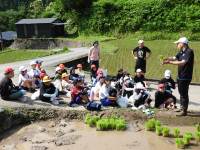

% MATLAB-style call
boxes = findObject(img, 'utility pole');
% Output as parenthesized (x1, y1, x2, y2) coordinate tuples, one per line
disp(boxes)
(0, 28, 3, 50)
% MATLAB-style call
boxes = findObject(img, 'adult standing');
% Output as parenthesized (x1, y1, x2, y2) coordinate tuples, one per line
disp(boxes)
(132, 40, 152, 74)
(163, 37, 194, 116)
(88, 40, 101, 70)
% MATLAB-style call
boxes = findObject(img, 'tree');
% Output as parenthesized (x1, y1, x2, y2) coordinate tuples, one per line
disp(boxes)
(29, 0, 44, 18)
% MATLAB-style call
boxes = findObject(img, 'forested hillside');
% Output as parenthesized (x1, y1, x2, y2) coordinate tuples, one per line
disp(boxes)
(0, 0, 200, 39)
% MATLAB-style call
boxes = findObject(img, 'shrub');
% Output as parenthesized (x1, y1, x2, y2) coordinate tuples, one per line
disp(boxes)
(175, 138, 184, 149)
(162, 126, 170, 137)
(174, 128, 180, 138)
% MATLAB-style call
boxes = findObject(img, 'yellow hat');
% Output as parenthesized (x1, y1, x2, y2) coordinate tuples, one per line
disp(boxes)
(42, 76, 51, 82)
(62, 73, 68, 78)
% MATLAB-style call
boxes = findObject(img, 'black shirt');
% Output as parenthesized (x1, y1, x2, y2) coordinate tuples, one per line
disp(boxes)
(90, 70, 97, 79)
(159, 77, 175, 91)
(133, 46, 151, 65)
(40, 83, 56, 100)
(154, 90, 176, 108)
(134, 74, 145, 86)
(116, 73, 123, 81)
(175, 47, 194, 80)
(0, 76, 15, 100)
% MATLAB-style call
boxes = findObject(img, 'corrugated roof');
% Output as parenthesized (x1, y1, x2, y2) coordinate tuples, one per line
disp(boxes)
(1, 31, 17, 41)
(15, 18, 58, 24)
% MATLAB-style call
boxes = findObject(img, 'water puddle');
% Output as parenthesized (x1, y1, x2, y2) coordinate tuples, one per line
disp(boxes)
(0, 120, 199, 150)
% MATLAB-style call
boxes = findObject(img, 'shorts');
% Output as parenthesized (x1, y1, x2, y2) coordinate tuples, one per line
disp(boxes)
(100, 98, 112, 106)
(75, 96, 82, 103)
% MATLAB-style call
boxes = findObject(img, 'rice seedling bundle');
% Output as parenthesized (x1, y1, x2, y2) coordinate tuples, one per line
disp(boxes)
(175, 138, 184, 149)
(162, 126, 170, 137)
(194, 132, 200, 142)
(156, 126, 162, 136)
(174, 128, 180, 138)
(183, 135, 191, 145)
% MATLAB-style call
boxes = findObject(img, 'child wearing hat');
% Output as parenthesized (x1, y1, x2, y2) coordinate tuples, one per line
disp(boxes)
(132, 83, 151, 108)
(90, 75, 104, 101)
(69, 78, 89, 106)
(75, 64, 85, 78)
(18, 66, 35, 93)
(93, 69, 104, 85)
(154, 83, 176, 109)
(133, 68, 150, 88)
(61, 73, 73, 91)
(29, 61, 41, 88)
(39, 76, 59, 105)
(36, 59, 45, 73)
(69, 66, 79, 80)
(0, 67, 27, 102)
(158, 70, 175, 94)
(90, 64, 97, 82)
(99, 77, 119, 106)
(114, 68, 124, 91)
(59, 64, 68, 74)
(122, 76, 135, 98)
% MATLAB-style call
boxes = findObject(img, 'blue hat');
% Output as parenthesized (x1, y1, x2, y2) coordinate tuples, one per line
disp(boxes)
(93, 40, 99, 45)
(36, 59, 43, 63)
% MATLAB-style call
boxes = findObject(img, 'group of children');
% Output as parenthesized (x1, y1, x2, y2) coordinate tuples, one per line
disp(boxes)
(0, 58, 177, 110)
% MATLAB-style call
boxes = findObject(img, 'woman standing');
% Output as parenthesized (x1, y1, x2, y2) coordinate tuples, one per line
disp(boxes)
(88, 41, 101, 70)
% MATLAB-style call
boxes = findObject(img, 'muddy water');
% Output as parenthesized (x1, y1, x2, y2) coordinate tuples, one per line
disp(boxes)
(0, 120, 200, 150)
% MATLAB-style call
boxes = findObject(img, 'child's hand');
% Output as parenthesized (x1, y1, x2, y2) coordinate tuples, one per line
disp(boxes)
(168, 83, 172, 86)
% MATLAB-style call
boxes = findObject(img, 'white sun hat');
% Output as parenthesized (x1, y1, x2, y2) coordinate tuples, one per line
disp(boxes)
(138, 40, 144, 44)
(174, 37, 188, 44)
(19, 66, 27, 72)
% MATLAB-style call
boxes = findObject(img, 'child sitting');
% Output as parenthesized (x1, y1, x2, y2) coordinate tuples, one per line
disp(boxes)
(54, 67, 63, 92)
(159, 70, 175, 94)
(69, 78, 89, 106)
(122, 76, 135, 98)
(59, 64, 68, 74)
(39, 76, 59, 105)
(93, 69, 104, 85)
(90, 75, 104, 101)
(99, 77, 119, 106)
(132, 83, 152, 108)
(115, 68, 124, 91)
(61, 73, 73, 91)
(36, 59, 45, 73)
(69, 66, 79, 80)
(133, 68, 150, 88)
(18, 66, 35, 93)
(76, 64, 85, 78)
(29, 61, 41, 88)
(90, 64, 97, 82)
(155, 83, 176, 109)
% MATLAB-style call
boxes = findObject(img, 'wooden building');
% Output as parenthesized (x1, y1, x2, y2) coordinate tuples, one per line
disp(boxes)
(0, 31, 17, 50)
(15, 18, 65, 38)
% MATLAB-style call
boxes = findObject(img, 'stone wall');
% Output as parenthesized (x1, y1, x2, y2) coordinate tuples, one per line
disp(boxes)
(10, 39, 92, 49)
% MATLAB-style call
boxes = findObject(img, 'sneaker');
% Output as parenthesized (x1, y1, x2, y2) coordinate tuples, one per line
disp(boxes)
(19, 96, 27, 102)
(52, 99, 59, 105)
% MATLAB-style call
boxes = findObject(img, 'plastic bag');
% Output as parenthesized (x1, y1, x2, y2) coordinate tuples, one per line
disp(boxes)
(31, 90, 40, 100)
(54, 79, 62, 91)
(117, 96, 128, 108)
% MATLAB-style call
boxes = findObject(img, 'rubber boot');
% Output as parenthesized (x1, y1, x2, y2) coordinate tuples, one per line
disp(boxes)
(176, 108, 187, 116)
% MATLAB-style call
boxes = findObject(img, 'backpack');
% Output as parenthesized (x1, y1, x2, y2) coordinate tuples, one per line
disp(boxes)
(85, 101, 101, 111)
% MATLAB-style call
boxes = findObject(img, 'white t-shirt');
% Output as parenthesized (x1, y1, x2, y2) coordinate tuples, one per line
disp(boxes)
(29, 69, 41, 77)
(99, 84, 113, 100)
(94, 82, 103, 93)
(18, 73, 30, 84)
(62, 80, 73, 88)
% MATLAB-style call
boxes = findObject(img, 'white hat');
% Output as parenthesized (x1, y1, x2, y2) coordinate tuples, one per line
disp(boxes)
(124, 76, 130, 81)
(136, 83, 145, 89)
(56, 67, 62, 72)
(19, 66, 27, 72)
(138, 40, 144, 44)
(136, 68, 142, 73)
(165, 70, 171, 77)
(30, 61, 36, 65)
(174, 37, 188, 44)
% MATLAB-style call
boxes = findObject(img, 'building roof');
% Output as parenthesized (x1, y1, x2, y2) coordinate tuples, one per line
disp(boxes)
(15, 18, 59, 24)
(1, 31, 17, 41)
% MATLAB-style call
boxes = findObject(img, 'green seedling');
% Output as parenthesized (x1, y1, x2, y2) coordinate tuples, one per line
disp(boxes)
(159, 55, 164, 64)
(162, 126, 170, 137)
(87, 119, 93, 127)
(145, 122, 151, 131)
(110, 119, 116, 129)
(156, 126, 162, 136)
(194, 132, 200, 142)
(85, 113, 91, 124)
(92, 116, 99, 124)
(96, 120, 104, 131)
(175, 138, 184, 149)
(148, 119, 156, 128)
(116, 122, 126, 131)
(183, 135, 191, 145)
(185, 131, 193, 137)
(195, 124, 200, 132)
(111, 115, 117, 120)
(155, 121, 161, 126)
(174, 128, 180, 138)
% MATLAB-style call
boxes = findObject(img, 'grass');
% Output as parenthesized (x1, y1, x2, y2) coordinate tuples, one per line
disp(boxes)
(0, 48, 71, 64)
(99, 39, 200, 83)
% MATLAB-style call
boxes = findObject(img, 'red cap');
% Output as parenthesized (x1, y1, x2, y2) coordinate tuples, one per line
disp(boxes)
(40, 73, 46, 79)
(91, 64, 96, 69)
(77, 64, 83, 68)
(59, 64, 65, 68)
(97, 70, 103, 74)
(5, 67, 14, 74)
(97, 75, 104, 80)
(158, 84, 165, 88)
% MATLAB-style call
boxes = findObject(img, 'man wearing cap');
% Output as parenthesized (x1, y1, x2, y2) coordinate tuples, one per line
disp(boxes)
(155, 83, 176, 109)
(0, 68, 27, 101)
(88, 40, 101, 70)
(132, 40, 152, 74)
(164, 37, 194, 116)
